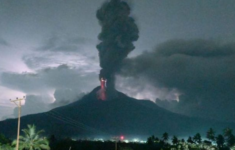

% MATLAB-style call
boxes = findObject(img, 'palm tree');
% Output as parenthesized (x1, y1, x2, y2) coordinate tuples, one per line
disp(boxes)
(12, 124, 50, 150)
(0, 144, 13, 150)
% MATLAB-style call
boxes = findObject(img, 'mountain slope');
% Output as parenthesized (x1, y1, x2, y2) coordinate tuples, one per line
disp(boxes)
(0, 87, 234, 139)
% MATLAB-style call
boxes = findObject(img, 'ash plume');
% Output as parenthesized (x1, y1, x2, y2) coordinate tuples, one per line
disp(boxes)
(96, 0, 139, 99)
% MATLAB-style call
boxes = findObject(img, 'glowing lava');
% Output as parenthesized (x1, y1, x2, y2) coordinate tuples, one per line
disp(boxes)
(97, 78, 107, 100)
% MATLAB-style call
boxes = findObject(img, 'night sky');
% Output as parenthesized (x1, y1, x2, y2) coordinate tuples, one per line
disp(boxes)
(1, 0, 235, 124)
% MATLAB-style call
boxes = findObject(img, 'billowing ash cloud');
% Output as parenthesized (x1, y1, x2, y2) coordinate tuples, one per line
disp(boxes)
(115, 75, 180, 101)
(96, 0, 139, 96)
(119, 39, 235, 122)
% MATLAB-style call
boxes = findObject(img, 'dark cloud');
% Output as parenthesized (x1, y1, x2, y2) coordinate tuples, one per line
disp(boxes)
(22, 49, 99, 71)
(67, 37, 91, 45)
(0, 38, 10, 46)
(115, 75, 179, 101)
(119, 39, 235, 122)
(37, 36, 58, 51)
(1, 72, 41, 93)
(36, 35, 93, 52)
(22, 55, 52, 70)
(22, 34, 99, 70)
(156, 39, 235, 57)
(1, 64, 98, 95)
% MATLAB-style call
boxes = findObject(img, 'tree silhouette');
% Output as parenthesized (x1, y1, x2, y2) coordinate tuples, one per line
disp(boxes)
(0, 133, 11, 145)
(172, 136, 179, 145)
(181, 139, 185, 143)
(162, 132, 169, 143)
(193, 133, 202, 144)
(48, 134, 57, 149)
(216, 134, 225, 148)
(227, 134, 235, 147)
(147, 135, 155, 145)
(223, 128, 235, 147)
(155, 136, 160, 143)
(187, 136, 194, 144)
(224, 128, 233, 138)
(119, 146, 133, 150)
(207, 128, 216, 142)
(12, 124, 50, 150)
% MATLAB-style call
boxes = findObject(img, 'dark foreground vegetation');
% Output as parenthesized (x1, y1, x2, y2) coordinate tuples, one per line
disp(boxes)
(1, 124, 235, 150)
(50, 139, 147, 150)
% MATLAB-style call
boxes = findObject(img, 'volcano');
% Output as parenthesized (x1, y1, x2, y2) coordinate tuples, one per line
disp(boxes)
(0, 87, 234, 139)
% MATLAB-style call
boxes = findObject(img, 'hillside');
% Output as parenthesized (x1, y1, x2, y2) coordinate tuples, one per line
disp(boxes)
(0, 87, 234, 139)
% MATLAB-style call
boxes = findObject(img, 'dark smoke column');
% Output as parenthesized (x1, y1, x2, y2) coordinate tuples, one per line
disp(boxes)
(96, 0, 139, 100)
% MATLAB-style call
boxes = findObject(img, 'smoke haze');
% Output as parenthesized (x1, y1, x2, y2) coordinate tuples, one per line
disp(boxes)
(119, 39, 235, 122)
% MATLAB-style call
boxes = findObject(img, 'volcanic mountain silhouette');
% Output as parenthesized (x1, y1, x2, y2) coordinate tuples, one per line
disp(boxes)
(0, 87, 234, 139)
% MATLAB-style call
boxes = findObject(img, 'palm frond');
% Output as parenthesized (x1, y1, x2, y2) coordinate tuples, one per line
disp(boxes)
(12, 124, 50, 150)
